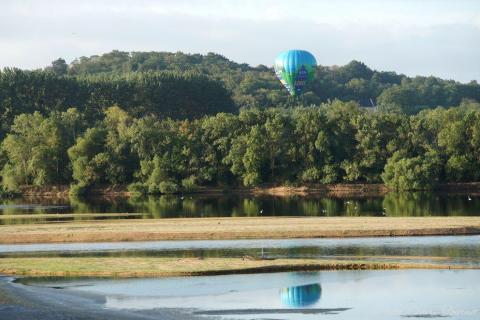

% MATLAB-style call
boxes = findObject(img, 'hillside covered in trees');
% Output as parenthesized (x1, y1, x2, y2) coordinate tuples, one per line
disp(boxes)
(1, 50, 480, 194)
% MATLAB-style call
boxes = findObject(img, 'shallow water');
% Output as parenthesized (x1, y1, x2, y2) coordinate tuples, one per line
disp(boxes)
(22, 270, 480, 320)
(3, 236, 480, 267)
(1, 192, 480, 224)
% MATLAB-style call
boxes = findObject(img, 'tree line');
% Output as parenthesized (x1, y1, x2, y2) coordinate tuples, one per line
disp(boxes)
(1, 99, 479, 194)
(0, 68, 235, 139)
(57, 50, 480, 110)
(2, 50, 480, 139)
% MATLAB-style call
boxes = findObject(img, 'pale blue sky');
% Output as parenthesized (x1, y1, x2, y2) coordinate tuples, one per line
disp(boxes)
(1, 0, 479, 82)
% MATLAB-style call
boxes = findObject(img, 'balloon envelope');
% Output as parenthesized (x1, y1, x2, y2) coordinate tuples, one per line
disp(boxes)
(274, 50, 317, 96)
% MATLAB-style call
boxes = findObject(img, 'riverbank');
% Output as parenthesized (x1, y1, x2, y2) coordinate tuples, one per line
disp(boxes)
(16, 183, 389, 197)
(1, 216, 480, 244)
(12, 182, 480, 198)
(0, 257, 475, 278)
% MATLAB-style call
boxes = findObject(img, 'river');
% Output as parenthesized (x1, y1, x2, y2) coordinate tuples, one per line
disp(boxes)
(2, 192, 480, 319)
(1, 192, 480, 225)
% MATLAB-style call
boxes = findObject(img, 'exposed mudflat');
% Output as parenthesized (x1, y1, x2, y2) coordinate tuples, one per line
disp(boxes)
(1, 216, 480, 244)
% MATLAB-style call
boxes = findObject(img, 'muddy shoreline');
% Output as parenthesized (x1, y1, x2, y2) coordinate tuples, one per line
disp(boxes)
(15, 183, 389, 197)
(14, 182, 480, 198)
(1, 216, 480, 244)
(1, 257, 476, 279)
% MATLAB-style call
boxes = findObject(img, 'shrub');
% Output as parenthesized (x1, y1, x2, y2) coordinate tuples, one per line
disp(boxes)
(127, 182, 147, 194)
(382, 151, 442, 191)
(300, 167, 322, 183)
(159, 181, 179, 194)
(321, 164, 339, 184)
(69, 182, 90, 196)
(0, 163, 22, 192)
(181, 176, 198, 192)
(341, 161, 361, 182)
(242, 173, 261, 187)
(445, 155, 474, 182)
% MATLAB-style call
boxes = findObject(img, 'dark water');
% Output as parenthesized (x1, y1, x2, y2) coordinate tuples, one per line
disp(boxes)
(1, 192, 480, 224)
(4, 236, 480, 267)
(21, 270, 480, 320)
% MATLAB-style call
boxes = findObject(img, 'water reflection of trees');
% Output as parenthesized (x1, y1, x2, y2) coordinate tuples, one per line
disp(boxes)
(383, 192, 480, 216)
(1, 192, 480, 220)
(69, 195, 133, 216)
(7, 244, 480, 264)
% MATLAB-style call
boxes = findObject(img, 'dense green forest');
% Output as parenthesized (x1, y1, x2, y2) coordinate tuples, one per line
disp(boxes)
(1, 100, 480, 194)
(1, 51, 480, 194)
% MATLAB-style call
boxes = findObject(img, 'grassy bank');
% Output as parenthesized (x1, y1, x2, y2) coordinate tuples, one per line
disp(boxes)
(1, 216, 480, 244)
(0, 257, 474, 278)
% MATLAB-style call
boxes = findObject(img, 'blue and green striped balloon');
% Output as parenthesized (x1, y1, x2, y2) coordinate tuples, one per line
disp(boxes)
(274, 50, 317, 96)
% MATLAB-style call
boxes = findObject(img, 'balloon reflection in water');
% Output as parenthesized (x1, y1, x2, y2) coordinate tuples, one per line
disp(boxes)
(280, 283, 322, 307)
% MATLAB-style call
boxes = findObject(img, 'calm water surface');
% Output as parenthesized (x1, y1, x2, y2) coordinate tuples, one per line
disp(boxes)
(1, 192, 480, 224)
(3, 236, 480, 267)
(22, 270, 480, 320)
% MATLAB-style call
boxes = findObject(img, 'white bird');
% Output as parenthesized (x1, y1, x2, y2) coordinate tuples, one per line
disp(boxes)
(468, 196, 472, 201)
(180, 196, 184, 200)
(259, 209, 263, 214)
(346, 201, 351, 204)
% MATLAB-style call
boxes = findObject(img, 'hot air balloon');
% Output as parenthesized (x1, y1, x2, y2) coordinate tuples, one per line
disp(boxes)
(280, 283, 322, 307)
(274, 50, 317, 96)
